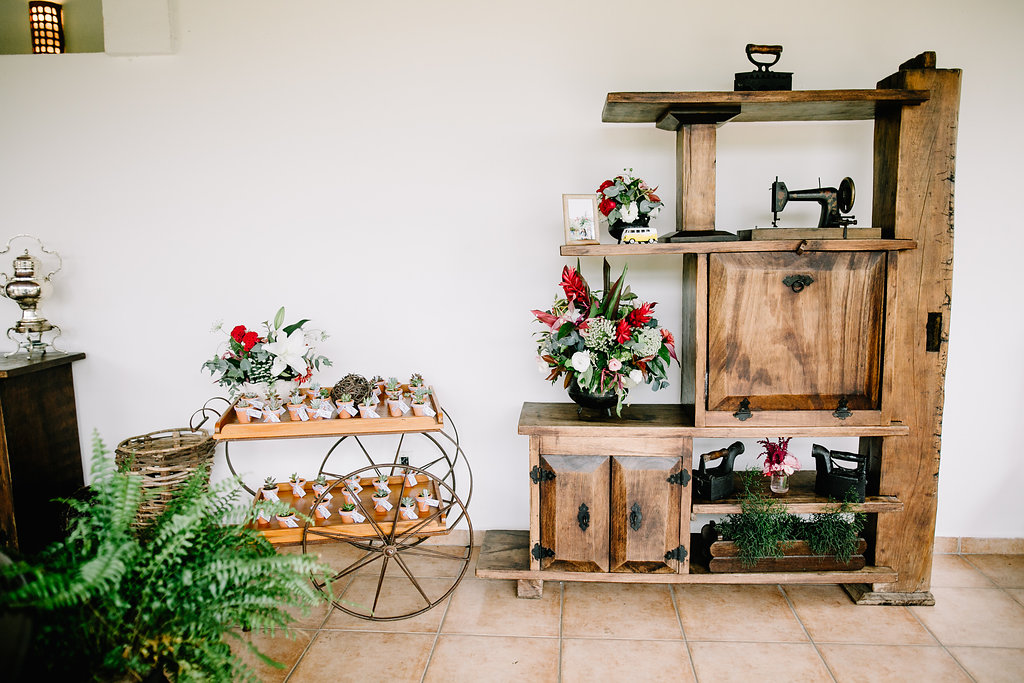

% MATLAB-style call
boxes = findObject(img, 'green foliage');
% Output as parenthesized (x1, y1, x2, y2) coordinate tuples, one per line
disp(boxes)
(715, 470, 865, 567)
(0, 432, 331, 682)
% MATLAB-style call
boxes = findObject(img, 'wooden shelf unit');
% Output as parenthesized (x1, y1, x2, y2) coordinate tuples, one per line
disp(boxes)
(689, 471, 903, 515)
(488, 53, 959, 605)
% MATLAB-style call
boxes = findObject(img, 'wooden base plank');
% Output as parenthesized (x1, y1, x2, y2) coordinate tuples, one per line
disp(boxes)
(843, 583, 935, 606)
(516, 579, 544, 599)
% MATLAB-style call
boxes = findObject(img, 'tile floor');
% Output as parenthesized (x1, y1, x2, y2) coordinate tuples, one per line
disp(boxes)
(234, 548, 1024, 682)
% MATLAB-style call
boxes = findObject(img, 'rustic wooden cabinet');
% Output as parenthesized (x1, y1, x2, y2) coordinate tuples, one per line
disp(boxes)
(478, 53, 959, 606)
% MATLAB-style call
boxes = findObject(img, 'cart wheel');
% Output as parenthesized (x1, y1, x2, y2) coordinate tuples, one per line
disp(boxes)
(300, 463, 473, 621)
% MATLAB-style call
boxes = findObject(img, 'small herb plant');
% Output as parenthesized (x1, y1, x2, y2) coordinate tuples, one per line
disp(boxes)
(288, 390, 304, 405)
(337, 392, 353, 403)
(289, 472, 301, 483)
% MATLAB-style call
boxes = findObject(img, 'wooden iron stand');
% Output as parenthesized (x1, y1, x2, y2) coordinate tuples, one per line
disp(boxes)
(478, 53, 958, 605)
(210, 389, 475, 620)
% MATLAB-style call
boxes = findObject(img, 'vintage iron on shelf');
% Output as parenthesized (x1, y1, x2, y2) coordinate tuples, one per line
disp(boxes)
(734, 43, 792, 91)
(694, 441, 744, 501)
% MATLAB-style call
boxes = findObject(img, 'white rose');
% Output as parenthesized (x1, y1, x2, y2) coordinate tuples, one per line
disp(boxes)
(536, 355, 549, 373)
(621, 202, 639, 223)
(608, 358, 622, 372)
(571, 350, 592, 373)
(629, 369, 643, 385)
(648, 206, 660, 219)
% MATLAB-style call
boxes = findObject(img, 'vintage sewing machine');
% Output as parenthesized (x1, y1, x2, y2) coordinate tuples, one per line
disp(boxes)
(694, 441, 744, 501)
(771, 176, 857, 230)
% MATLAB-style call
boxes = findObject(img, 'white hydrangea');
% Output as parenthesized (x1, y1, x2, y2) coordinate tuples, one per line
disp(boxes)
(634, 327, 662, 356)
(581, 317, 615, 351)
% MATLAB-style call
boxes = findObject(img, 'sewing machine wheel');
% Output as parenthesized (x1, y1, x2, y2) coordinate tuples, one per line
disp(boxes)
(838, 177, 856, 213)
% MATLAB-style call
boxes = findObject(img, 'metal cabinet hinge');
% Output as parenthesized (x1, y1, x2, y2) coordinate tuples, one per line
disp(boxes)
(832, 397, 852, 420)
(665, 545, 688, 562)
(532, 543, 555, 561)
(733, 398, 752, 421)
(530, 466, 555, 484)
(667, 470, 691, 486)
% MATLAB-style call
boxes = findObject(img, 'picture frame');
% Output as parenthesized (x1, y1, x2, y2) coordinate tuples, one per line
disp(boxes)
(562, 194, 600, 245)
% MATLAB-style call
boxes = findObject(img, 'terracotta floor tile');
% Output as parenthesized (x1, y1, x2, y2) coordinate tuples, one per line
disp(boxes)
(964, 554, 1024, 589)
(911, 587, 1024, 648)
(689, 642, 831, 682)
(228, 628, 314, 683)
(442, 576, 561, 637)
(948, 646, 1024, 683)
(818, 644, 970, 682)
(931, 553, 998, 588)
(290, 631, 434, 682)
(322, 575, 454, 630)
(784, 585, 934, 645)
(674, 584, 807, 642)
(424, 634, 559, 683)
(561, 638, 694, 682)
(562, 582, 682, 640)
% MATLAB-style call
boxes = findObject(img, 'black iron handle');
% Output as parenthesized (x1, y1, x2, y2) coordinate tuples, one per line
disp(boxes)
(629, 502, 643, 531)
(577, 502, 590, 532)
(782, 274, 814, 293)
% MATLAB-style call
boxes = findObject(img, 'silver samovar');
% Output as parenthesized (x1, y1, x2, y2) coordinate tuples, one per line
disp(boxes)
(0, 235, 63, 357)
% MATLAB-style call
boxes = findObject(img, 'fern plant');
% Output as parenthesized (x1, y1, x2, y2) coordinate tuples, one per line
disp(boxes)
(0, 433, 331, 682)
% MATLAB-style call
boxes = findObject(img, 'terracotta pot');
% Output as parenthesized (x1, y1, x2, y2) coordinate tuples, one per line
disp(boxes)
(373, 496, 389, 513)
(339, 510, 355, 524)
(342, 490, 357, 505)
(358, 404, 377, 418)
(386, 399, 404, 417)
(286, 403, 307, 421)
(336, 400, 355, 418)
(399, 504, 417, 519)
(411, 402, 428, 416)
(415, 496, 430, 513)
(234, 405, 252, 424)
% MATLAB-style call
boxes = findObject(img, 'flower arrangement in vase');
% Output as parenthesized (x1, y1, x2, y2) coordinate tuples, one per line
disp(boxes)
(532, 260, 678, 415)
(758, 437, 799, 494)
(596, 169, 663, 241)
(202, 307, 332, 399)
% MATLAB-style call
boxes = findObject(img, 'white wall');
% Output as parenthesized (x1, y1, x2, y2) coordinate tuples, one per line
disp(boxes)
(0, 0, 1020, 538)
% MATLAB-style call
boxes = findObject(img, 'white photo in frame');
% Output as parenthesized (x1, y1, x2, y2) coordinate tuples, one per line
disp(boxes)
(562, 194, 600, 245)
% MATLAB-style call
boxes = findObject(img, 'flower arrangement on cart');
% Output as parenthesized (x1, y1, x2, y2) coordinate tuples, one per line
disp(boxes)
(532, 260, 678, 415)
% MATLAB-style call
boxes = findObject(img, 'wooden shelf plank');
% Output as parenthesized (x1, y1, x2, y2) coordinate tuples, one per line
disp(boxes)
(560, 239, 917, 257)
(691, 471, 903, 514)
(602, 89, 930, 124)
(476, 530, 897, 585)
(518, 403, 910, 438)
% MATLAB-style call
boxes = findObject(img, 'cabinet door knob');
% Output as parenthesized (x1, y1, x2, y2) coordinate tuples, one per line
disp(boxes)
(629, 502, 643, 531)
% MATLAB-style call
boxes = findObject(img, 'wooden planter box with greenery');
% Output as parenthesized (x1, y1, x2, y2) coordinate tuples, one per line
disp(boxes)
(697, 471, 867, 573)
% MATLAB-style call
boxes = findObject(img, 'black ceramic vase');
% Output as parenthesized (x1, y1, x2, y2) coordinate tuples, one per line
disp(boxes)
(567, 378, 621, 415)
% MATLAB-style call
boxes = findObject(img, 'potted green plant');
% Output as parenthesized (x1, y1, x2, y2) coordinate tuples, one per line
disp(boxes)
(261, 393, 285, 423)
(343, 473, 363, 493)
(415, 487, 434, 513)
(288, 472, 307, 498)
(357, 393, 379, 419)
(260, 475, 280, 502)
(409, 372, 425, 390)
(373, 475, 390, 494)
(286, 390, 307, 421)
(411, 387, 433, 416)
(399, 496, 418, 520)
(234, 392, 260, 424)
(339, 502, 357, 524)
(308, 397, 333, 421)
(335, 392, 355, 419)
(371, 488, 391, 513)
(0, 434, 331, 682)
(384, 376, 401, 401)
(311, 473, 332, 502)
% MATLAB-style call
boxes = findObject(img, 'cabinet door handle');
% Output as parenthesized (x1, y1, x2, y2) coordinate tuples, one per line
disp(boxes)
(577, 502, 590, 531)
(782, 274, 814, 293)
(629, 502, 643, 531)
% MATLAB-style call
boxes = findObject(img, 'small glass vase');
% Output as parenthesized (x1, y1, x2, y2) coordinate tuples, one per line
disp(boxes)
(770, 472, 790, 494)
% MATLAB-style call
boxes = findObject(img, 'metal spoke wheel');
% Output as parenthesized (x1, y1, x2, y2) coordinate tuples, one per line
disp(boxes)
(301, 463, 473, 621)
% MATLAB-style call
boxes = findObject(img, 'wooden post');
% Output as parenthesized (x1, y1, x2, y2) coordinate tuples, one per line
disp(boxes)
(676, 124, 718, 231)
(852, 53, 960, 602)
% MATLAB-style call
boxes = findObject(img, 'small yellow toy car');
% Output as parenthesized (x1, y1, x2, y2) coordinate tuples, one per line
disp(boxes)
(620, 226, 658, 244)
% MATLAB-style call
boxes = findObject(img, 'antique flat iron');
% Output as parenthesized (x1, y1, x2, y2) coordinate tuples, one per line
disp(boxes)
(694, 441, 744, 501)
(811, 444, 867, 502)
(734, 44, 792, 91)
(771, 176, 857, 231)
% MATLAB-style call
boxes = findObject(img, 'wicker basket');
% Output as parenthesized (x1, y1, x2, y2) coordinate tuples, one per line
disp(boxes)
(115, 428, 216, 526)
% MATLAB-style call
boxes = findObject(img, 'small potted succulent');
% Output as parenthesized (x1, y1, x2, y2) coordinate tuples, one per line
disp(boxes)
(308, 397, 333, 421)
(318, 386, 332, 401)
(261, 393, 285, 423)
(411, 387, 432, 416)
(286, 390, 308, 421)
(371, 375, 385, 395)
(384, 377, 402, 401)
(234, 391, 260, 424)
(335, 392, 356, 419)
(260, 476, 280, 502)
(404, 469, 419, 488)
(304, 381, 321, 400)
(313, 498, 331, 519)
(373, 475, 390, 493)
(358, 393, 378, 418)
(339, 502, 357, 524)
(311, 473, 332, 501)
(399, 496, 418, 520)
(415, 487, 433, 513)
(276, 509, 298, 528)
(344, 473, 363, 493)
(341, 485, 358, 505)
(371, 488, 391, 513)
(409, 372, 425, 390)
(288, 472, 307, 498)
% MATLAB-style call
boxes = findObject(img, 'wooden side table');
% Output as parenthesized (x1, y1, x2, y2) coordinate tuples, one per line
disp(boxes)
(0, 352, 85, 554)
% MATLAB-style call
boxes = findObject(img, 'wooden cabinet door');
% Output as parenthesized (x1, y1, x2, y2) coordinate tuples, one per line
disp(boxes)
(707, 251, 885, 412)
(538, 454, 610, 572)
(609, 456, 683, 573)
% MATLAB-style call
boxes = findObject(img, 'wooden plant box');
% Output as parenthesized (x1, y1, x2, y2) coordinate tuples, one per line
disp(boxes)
(704, 537, 867, 573)
(213, 386, 443, 440)
(250, 474, 448, 546)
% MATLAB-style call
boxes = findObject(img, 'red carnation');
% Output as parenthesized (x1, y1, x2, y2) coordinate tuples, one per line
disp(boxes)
(616, 318, 632, 344)
(560, 266, 589, 306)
(241, 330, 259, 352)
(230, 325, 246, 342)
(626, 302, 656, 328)
(598, 198, 617, 216)
(597, 179, 614, 195)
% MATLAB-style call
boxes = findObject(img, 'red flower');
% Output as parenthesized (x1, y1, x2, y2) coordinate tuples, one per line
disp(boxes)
(560, 266, 589, 306)
(241, 330, 259, 352)
(616, 319, 632, 344)
(661, 328, 678, 362)
(626, 302, 656, 328)
(230, 325, 246, 342)
(597, 179, 614, 195)
(598, 198, 617, 216)
(576, 318, 590, 331)
(648, 192, 661, 203)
